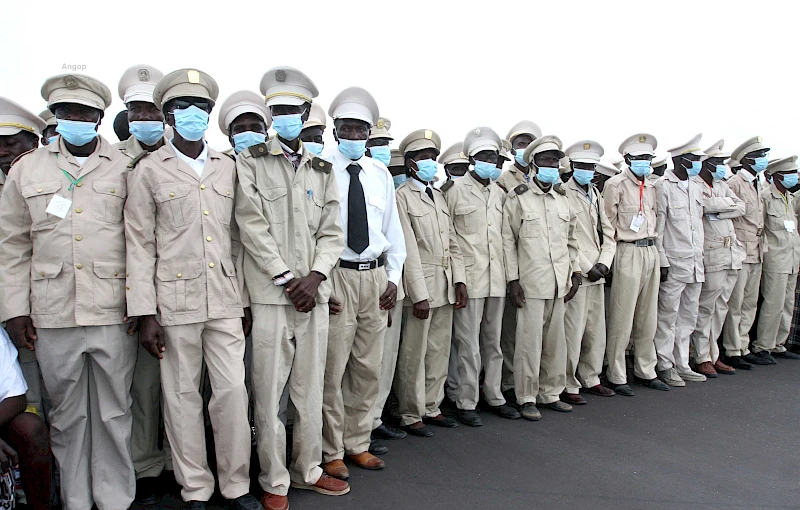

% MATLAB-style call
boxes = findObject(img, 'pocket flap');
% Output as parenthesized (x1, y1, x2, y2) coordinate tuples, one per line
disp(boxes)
(463, 255, 475, 266)
(220, 257, 237, 277)
(408, 209, 426, 217)
(93, 260, 126, 279)
(155, 183, 192, 203)
(423, 265, 436, 278)
(559, 212, 570, 221)
(21, 181, 62, 198)
(92, 180, 126, 198)
(213, 182, 234, 199)
(32, 260, 64, 280)
(258, 186, 287, 201)
(523, 212, 539, 221)
(455, 205, 477, 216)
(156, 260, 205, 282)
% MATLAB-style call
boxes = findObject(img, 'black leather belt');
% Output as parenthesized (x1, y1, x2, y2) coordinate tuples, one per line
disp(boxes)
(622, 238, 655, 247)
(339, 257, 385, 271)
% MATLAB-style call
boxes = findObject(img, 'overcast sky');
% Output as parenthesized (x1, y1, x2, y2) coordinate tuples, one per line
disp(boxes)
(3, 0, 798, 176)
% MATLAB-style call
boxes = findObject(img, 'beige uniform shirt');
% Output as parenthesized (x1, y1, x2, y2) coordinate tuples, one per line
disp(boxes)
(603, 168, 658, 242)
(502, 182, 579, 300)
(727, 171, 765, 264)
(234, 138, 343, 306)
(565, 177, 616, 285)
(760, 183, 800, 274)
(496, 165, 530, 194)
(445, 172, 506, 299)
(0, 137, 128, 328)
(114, 135, 169, 161)
(695, 177, 746, 272)
(655, 171, 705, 283)
(396, 180, 466, 308)
(125, 143, 245, 326)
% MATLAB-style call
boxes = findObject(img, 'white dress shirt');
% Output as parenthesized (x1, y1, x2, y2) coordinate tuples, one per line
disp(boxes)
(0, 327, 28, 403)
(169, 138, 208, 178)
(330, 147, 406, 285)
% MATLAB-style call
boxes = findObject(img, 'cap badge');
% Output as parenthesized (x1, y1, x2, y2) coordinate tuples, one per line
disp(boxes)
(424, 130, 433, 140)
(639, 136, 646, 143)
(138, 69, 150, 82)
(583, 143, 591, 150)
(187, 70, 200, 84)
(64, 76, 78, 89)
(459, 152, 466, 159)
(276, 70, 286, 82)
(377, 118, 385, 129)
(757, 136, 762, 143)
(475, 128, 482, 136)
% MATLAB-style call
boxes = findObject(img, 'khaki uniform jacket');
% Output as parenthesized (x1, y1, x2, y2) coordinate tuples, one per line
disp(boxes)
(125, 143, 245, 326)
(114, 135, 169, 160)
(760, 183, 800, 274)
(445, 172, 506, 299)
(496, 165, 530, 194)
(0, 137, 128, 328)
(695, 177, 746, 272)
(603, 168, 658, 242)
(655, 171, 705, 284)
(396, 180, 466, 308)
(565, 177, 616, 286)
(234, 138, 343, 306)
(502, 181, 579, 300)
(727, 171, 765, 264)
(0, 170, 5, 201)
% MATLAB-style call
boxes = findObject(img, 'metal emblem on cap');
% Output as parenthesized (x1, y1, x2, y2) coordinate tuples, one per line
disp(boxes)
(377, 119, 385, 129)
(138, 69, 149, 82)
(475, 128, 482, 136)
(64, 76, 78, 89)
(424, 130, 432, 140)
(276, 70, 286, 82)
(459, 152, 466, 159)
(583, 143, 591, 150)
(757, 136, 762, 143)
(639, 136, 646, 143)
(187, 70, 200, 84)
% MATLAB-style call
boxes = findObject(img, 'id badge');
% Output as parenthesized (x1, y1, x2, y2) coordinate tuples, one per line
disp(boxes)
(630, 212, 645, 233)
(785, 220, 795, 233)
(45, 194, 72, 219)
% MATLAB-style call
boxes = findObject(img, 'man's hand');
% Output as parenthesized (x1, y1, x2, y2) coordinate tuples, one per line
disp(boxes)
(660, 267, 669, 282)
(455, 283, 468, 309)
(285, 272, 325, 313)
(6, 316, 37, 351)
(509, 280, 525, 308)
(123, 315, 142, 336)
(329, 296, 343, 315)
(564, 272, 582, 302)
(413, 299, 430, 320)
(587, 263, 609, 283)
(0, 438, 18, 470)
(139, 315, 165, 360)
(242, 307, 253, 337)
(379, 282, 398, 310)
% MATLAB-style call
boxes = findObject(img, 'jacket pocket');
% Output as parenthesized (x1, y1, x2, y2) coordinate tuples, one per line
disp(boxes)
(156, 260, 205, 313)
(21, 181, 63, 230)
(30, 260, 66, 314)
(765, 208, 785, 232)
(220, 258, 241, 307)
(91, 180, 126, 224)
(408, 209, 434, 238)
(155, 183, 197, 228)
(258, 186, 288, 224)
(213, 182, 234, 225)
(454, 204, 478, 235)
(305, 194, 324, 233)
(92, 260, 126, 311)
(559, 212, 570, 238)
(521, 212, 540, 238)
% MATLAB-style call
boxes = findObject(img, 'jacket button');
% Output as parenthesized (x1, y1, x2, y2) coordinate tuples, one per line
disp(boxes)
(114, 271, 118, 276)
(110, 189, 115, 194)
(209, 262, 215, 268)
(206, 236, 212, 242)
(204, 210, 209, 215)
(226, 191, 230, 195)
(200, 184, 206, 190)
(40, 272, 45, 276)
(75, 235, 82, 241)
(75, 208, 82, 214)
(126, 286, 130, 290)
(36, 188, 42, 193)
(76, 182, 82, 187)
(76, 264, 83, 269)
(169, 192, 175, 197)
(177, 273, 182, 278)
(229, 269, 233, 274)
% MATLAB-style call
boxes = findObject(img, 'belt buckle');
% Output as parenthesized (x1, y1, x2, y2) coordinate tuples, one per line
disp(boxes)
(358, 262, 371, 271)
(442, 257, 449, 269)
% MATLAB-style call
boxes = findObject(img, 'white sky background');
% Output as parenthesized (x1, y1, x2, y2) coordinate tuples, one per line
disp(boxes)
(2, 0, 798, 181)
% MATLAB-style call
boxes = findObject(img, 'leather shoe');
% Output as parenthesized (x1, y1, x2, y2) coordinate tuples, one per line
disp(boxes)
(402, 422, 433, 437)
(369, 440, 388, 456)
(347, 451, 385, 470)
(560, 392, 586, 405)
(774, 350, 800, 360)
(727, 355, 753, 370)
(260, 493, 288, 510)
(713, 360, 735, 374)
(231, 494, 261, 510)
(135, 476, 161, 506)
(321, 459, 350, 480)
(520, 403, 541, 421)
(457, 409, 483, 427)
(291, 473, 350, 496)
(585, 384, 615, 397)
(635, 376, 670, 391)
(184, 501, 206, 510)
(541, 401, 573, 412)
(371, 424, 406, 440)
(610, 384, 634, 396)
(423, 414, 458, 428)
(695, 361, 718, 378)
(488, 403, 521, 419)
(501, 388, 516, 405)
(745, 352, 775, 365)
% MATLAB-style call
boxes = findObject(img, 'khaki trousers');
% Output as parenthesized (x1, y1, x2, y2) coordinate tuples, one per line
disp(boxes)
(252, 303, 328, 496)
(373, 304, 404, 429)
(564, 284, 607, 392)
(17, 348, 49, 419)
(691, 269, 737, 364)
(606, 243, 660, 384)
(723, 262, 762, 356)
(452, 297, 505, 409)
(37, 324, 137, 510)
(322, 266, 387, 462)
(445, 335, 459, 403)
(161, 319, 250, 502)
(514, 297, 566, 405)
(131, 341, 173, 479)
(396, 305, 453, 425)
(500, 299, 517, 392)
(655, 278, 702, 373)
(754, 272, 798, 353)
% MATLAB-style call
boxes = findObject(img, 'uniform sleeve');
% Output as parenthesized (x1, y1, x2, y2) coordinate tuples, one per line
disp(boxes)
(397, 191, 429, 304)
(502, 196, 521, 282)
(655, 182, 669, 268)
(596, 193, 617, 269)
(310, 171, 345, 278)
(705, 182, 746, 217)
(229, 204, 250, 308)
(0, 169, 33, 322)
(448, 209, 466, 285)
(382, 172, 406, 286)
(124, 166, 159, 317)
(567, 201, 579, 275)
(603, 180, 620, 240)
(761, 191, 770, 254)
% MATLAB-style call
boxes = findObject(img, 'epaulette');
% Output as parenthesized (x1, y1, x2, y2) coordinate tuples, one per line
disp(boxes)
(311, 157, 332, 174)
(497, 183, 508, 193)
(9, 148, 36, 168)
(127, 151, 150, 170)
(440, 180, 454, 192)
(225, 152, 236, 162)
(554, 183, 567, 195)
(250, 143, 269, 158)
(513, 184, 529, 195)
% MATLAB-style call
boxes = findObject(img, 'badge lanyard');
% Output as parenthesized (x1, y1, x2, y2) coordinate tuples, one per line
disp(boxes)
(61, 169, 85, 191)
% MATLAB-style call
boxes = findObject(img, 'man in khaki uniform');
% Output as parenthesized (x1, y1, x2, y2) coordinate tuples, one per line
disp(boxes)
(365, 116, 393, 167)
(502, 135, 580, 420)
(649, 155, 668, 182)
(604, 134, 670, 395)
(115, 65, 167, 164)
(689, 141, 745, 377)
(235, 66, 348, 510)
(218, 90, 271, 158)
(438, 142, 469, 197)
(395, 128, 467, 437)
(653, 135, 708, 386)
(125, 69, 259, 510)
(562, 141, 617, 404)
(38, 109, 58, 146)
(299, 102, 327, 156)
(447, 127, 519, 427)
(753, 156, 800, 362)
(723, 137, 770, 368)
(320, 88, 406, 479)
(0, 74, 138, 510)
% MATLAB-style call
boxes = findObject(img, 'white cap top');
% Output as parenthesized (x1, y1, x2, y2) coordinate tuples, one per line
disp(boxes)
(667, 133, 705, 158)
(329, 86, 379, 126)
(260, 66, 318, 107)
(118, 64, 164, 104)
(0, 96, 46, 137)
(463, 126, 502, 157)
(619, 133, 657, 156)
(565, 140, 604, 164)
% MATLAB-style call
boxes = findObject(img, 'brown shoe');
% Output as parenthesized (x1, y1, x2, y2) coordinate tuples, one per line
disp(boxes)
(321, 459, 349, 480)
(560, 392, 587, 405)
(260, 493, 288, 510)
(584, 384, 616, 397)
(696, 361, 718, 378)
(291, 473, 350, 496)
(346, 451, 385, 470)
(713, 360, 735, 375)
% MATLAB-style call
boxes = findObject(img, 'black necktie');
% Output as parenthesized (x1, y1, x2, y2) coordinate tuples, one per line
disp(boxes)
(425, 186, 434, 201)
(347, 163, 369, 254)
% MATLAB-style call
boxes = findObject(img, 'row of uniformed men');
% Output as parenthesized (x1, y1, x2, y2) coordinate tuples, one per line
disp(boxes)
(1, 63, 799, 510)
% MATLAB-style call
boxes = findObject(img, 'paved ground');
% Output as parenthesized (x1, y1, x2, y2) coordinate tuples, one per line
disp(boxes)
(139, 360, 800, 510)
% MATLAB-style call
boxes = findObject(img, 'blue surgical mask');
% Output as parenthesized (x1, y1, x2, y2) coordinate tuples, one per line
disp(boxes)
(687, 159, 702, 177)
(573, 169, 595, 185)
(474, 160, 497, 180)
(272, 113, 304, 141)
(129, 120, 165, 146)
(233, 131, 267, 154)
(338, 139, 367, 160)
(781, 173, 799, 188)
(393, 174, 407, 189)
(491, 167, 502, 181)
(369, 146, 391, 166)
(55, 118, 98, 146)
(172, 105, 209, 142)
(47, 135, 59, 145)
(414, 159, 438, 182)
(536, 166, 560, 184)
(712, 164, 727, 180)
(514, 149, 527, 167)
(752, 156, 768, 172)
(630, 160, 652, 177)
(304, 141, 324, 156)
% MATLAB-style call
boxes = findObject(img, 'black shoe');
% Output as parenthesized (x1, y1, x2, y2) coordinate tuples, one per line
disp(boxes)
(135, 477, 161, 506)
(369, 440, 388, 456)
(610, 384, 634, 397)
(456, 409, 483, 427)
(401, 423, 434, 437)
(774, 350, 800, 360)
(231, 494, 261, 510)
(540, 401, 573, 412)
(371, 424, 407, 440)
(501, 388, 517, 406)
(634, 376, 670, 391)
(422, 415, 458, 428)
(185, 501, 207, 510)
(488, 403, 521, 420)
(753, 351, 778, 364)
(744, 352, 773, 365)
(727, 355, 753, 370)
